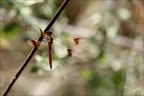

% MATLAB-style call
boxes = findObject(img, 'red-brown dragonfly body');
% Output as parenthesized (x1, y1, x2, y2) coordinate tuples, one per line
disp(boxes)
(45, 31, 53, 69)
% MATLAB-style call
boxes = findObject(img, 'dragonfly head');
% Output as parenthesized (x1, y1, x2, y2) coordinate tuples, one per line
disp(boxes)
(46, 31, 52, 36)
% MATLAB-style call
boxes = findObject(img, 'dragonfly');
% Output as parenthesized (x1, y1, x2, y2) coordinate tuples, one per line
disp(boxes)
(28, 28, 84, 69)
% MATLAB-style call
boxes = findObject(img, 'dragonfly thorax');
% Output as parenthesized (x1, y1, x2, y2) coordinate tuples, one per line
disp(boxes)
(43, 31, 53, 44)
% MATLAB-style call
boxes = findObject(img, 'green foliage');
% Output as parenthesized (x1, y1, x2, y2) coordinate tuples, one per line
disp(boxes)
(3, 22, 19, 38)
(79, 68, 92, 82)
(30, 65, 39, 73)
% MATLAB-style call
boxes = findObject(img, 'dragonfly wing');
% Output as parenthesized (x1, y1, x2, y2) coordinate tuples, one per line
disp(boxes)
(68, 38, 85, 45)
(67, 48, 76, 56)
(53, 42, 76, 58)
(27, 40, 40, 48)
(54, 43, 67, 58)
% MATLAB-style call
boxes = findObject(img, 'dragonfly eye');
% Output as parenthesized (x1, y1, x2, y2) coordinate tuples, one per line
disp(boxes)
(46, 31, 52, 36)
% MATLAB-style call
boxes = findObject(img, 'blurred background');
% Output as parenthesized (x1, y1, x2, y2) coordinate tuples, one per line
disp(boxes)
(0, 0, 144, 95)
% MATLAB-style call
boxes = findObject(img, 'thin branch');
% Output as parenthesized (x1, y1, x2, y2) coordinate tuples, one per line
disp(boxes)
(2, 0, 70, 96)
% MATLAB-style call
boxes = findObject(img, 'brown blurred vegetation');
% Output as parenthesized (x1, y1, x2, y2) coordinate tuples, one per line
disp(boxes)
(0, 0, 143, 95)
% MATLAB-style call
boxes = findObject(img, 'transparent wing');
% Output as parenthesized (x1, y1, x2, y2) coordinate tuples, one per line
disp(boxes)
(53, 40, 76, 58)
(42, 37, 84, 58)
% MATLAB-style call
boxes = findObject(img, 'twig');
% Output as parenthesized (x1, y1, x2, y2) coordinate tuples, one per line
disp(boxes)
(2, 0, 70, 95)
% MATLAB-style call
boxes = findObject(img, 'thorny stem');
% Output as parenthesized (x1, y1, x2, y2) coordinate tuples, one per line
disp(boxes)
(2, 0, 70, 96)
